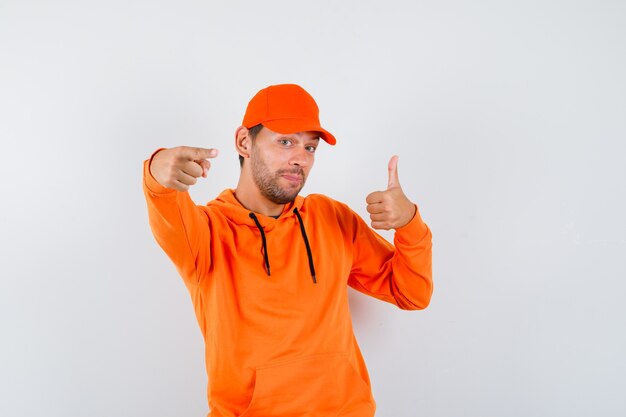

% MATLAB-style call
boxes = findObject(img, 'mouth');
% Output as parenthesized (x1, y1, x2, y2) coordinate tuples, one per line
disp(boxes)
(281, 174, 303, 184)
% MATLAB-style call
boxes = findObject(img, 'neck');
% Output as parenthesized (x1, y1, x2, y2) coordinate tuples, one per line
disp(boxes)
(234, 170, 284, 217)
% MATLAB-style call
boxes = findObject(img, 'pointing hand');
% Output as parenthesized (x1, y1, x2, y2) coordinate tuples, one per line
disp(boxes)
(149, 146, 219, 192)
(365, 156, 417, 230)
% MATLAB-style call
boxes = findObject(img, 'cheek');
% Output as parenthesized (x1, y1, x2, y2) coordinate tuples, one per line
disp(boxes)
(263, 150, 287, 172)
(304, 157, 314, 176)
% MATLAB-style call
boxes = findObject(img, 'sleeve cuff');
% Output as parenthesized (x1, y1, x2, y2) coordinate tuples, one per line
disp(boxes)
(394, 204, 430, 245)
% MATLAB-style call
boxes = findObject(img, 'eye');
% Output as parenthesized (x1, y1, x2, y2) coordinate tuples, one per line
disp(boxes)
(305, 145, 317, 153)
(278, 139, 292, 146)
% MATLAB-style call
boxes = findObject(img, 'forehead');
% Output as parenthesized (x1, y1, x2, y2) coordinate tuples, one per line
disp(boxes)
(290, 132, 320, 141)
(262, 127, 320, 141)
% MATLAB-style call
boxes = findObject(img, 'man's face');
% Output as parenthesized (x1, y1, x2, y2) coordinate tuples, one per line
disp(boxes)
(249, 127, 320, 204)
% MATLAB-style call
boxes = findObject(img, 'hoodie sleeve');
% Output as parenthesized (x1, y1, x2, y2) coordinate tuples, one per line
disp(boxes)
(142, 149, 211, 288)
(347, 206, 433, 310)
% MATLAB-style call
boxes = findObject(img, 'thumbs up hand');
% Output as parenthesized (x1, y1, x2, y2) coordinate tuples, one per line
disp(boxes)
(149, 146, 219, 192)
(365, 156, 417, 230)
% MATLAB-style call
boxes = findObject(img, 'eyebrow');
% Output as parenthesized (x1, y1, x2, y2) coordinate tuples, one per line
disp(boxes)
(279, 134, 320, 142)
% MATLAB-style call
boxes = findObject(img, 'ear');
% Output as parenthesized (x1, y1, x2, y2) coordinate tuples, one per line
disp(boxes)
(235, 126, 251, 159)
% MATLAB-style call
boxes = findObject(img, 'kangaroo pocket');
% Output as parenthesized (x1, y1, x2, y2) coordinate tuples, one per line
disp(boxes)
(239, 352, 374, 417)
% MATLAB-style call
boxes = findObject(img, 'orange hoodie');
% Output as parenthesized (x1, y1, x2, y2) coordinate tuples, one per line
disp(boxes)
(143, 153, 433, 417)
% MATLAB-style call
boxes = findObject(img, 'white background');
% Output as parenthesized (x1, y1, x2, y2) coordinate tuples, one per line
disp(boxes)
(1, 1, 625, 416)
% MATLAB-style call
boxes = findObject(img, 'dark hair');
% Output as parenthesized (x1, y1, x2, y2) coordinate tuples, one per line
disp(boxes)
(239, 124, 264, 167)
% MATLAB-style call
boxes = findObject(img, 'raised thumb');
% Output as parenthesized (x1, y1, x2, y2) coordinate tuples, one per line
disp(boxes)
(387, 155, 400, 189)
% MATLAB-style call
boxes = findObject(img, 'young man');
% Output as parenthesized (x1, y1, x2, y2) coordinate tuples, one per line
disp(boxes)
(143, 84, 433, 417)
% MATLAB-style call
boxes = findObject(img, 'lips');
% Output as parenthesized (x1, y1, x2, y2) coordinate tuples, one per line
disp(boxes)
(281, 174, 303, 183)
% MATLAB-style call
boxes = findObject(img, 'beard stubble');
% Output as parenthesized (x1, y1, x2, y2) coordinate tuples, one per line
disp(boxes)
(250, 146, 306, 204)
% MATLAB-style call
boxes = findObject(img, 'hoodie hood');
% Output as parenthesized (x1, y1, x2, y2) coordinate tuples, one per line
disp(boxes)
(207, 189, 305, 232)
(207, 189, 315, 282)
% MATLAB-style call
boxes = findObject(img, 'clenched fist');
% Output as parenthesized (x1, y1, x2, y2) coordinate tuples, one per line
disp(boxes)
(366, 156, 417, 230)
(149, 146, 219, 192)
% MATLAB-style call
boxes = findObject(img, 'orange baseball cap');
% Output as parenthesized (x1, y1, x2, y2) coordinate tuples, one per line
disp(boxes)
(242, 84, 337, 145)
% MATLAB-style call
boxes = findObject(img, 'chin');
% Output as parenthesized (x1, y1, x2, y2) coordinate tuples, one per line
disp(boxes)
(273, 189, 302, 204)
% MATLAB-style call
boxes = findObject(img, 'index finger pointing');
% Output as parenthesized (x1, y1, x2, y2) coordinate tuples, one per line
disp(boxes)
(195, 147, 219, 159)
(180, 146, 219, 160)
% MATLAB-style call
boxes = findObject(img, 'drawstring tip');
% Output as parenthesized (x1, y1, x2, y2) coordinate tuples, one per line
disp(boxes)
(312, 275, 316, 284)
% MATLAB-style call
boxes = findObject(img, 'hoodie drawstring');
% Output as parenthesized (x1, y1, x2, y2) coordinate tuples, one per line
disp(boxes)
(293, 208, 317, 284)
(248, 209, 317, 284)
(249, 212, 271, 276)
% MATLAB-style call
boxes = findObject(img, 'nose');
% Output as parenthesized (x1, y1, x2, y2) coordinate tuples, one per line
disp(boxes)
(289, 146, 312, 167)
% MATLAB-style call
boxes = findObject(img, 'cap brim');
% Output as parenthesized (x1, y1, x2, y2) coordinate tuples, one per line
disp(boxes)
(262, 119, 337, 145)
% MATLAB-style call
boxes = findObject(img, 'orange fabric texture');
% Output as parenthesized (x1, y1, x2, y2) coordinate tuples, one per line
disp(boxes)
(143, 154, 433, 417)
